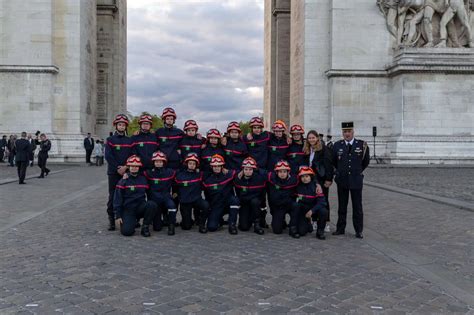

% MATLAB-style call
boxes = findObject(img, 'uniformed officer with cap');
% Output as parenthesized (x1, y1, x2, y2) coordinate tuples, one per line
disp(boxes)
(331, 122, 370, 239)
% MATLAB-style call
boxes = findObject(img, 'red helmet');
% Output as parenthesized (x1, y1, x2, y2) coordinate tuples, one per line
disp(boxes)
(241, 157, 258, 169)
(272, 120, 287, 131)
(210, 154, 225, 167)
(249, 117, 264, 128)
(126, 155, 143, 167)
(184, 153, 200, 166)
(184, 120, 199, 131)
(274, 160, 291, 171)
(138, 114, 153, 125)
(113, 114, 129, 126)
(206, 129, 222, 138)
(227, 121, 241, 133)
(290, 124, 304, 134)
(298, 166, 315, 177)
(161, 107, 177, 120)
(151, 151, 167, 162)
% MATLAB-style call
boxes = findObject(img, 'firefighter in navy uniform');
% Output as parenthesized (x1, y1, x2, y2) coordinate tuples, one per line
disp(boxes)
(104, 114, 133, 231)
(131, 114, 159, 170)
(113, 155, 158, 237)
(287, 125, 306, 175)
(179, 120, 206, 162)
(267, 120, 290, 171)
(155, 107, 184, 170)
(203, 154, 240, 234)
(174, 153, 210, 233)
(332, 122, 370, 239)
(292, 166, 328, 240)
(233, 157, 266, 235)
(201, 129, 225, 173)
(222, 121, 248, 171)
(144, 151, 177, 235)
(244, 117, 270, 168)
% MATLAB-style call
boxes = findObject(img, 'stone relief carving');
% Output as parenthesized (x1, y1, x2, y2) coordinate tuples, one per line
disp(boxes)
(377, 0, 473, 48)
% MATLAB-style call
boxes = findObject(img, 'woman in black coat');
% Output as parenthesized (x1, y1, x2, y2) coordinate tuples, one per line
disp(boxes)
(303, 130, 333, 232)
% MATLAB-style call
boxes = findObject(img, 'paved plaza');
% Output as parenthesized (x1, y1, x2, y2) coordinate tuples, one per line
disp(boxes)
(0, 164, 473, 314)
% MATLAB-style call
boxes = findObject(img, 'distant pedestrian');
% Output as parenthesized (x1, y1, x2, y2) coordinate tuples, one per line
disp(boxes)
(36, 133, 52, 178)
(27, 133, 37, 167)
(0, 135, 7, 162)
(15, 132, 31, 184)
(7, 135, 16, 166)
(95, 140, 104, 166)
(83, 133, 95, 164)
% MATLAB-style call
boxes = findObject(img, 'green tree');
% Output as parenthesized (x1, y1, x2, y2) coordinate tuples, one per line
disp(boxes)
(239, 120, 251, 135)
(127, 112, 163, 135)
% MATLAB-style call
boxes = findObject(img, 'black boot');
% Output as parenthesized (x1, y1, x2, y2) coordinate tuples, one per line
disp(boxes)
(199, 224, 207, 234)
(141, 225, 151, 237)
(316, 229, 326, 240)
(289, 226, 300, 239)
(260, 210, 269, 228)
(168, 224, 175, 236)
(108, 217, 115, 231)
(229, 224, 238, 235)
(254, 221, 264, 235)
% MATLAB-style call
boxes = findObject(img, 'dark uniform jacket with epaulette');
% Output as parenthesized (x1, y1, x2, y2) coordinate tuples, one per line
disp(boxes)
(223, 137, 248, 170)
(267, 172, 298, 206)
(179, 135, 205, 161)
(201, 145, 225, 173)
(113, 175, 149, 219)
(131, 131, 159, 169)
(202, 170, 237, 202)
(332, 138, 370, 190)
(295, 180, 327, 211)
(234, 169, 267, 202)
(155, 126, 184, 165)
(287, 141, 305, 175)
(105, 133, 133, 175)
(174, 170, 203, 203)
(244, 131, 270, 168)
(267, 134, 289, 170)
(144, 167, 176, 200)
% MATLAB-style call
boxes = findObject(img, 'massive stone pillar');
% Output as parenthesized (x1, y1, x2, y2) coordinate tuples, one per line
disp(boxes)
(0, 0, 127, 162)
(96, 0, 127, 138)
(264, 0, 291, 128)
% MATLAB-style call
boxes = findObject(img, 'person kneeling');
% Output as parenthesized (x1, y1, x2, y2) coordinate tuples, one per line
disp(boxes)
(203, 154, 240, 234)
(113, 155, 157, 237)
(145, 151, 177, 235)
(175, 153, 209, 233)
(234, 157, 265, 235)
(267, 160, 298, 235)
(293, 166, 328, 240)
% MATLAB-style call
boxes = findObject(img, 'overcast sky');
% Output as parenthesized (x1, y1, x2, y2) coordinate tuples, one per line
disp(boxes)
(127, 0, 264, 131)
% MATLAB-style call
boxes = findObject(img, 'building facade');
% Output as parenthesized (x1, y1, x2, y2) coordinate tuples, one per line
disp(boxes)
(264, 0, 474, 164)
(0, 0, 126, 162)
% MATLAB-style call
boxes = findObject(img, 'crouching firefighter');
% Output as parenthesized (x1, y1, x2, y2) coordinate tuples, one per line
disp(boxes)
(203, 154, 240, 234)
(145, 151, 177, 236)
(292, 166, 328, 240)
(113, 155, 158, 237)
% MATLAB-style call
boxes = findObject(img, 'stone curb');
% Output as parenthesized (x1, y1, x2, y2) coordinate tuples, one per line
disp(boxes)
(365, 181, 474, 212)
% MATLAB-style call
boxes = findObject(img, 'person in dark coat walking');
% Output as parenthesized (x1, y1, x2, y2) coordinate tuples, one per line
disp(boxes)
(84, 133, 95, 164)
(15, 132, 31, 184)
(36, 133, 52, 178)
(332, 122, 370, 239)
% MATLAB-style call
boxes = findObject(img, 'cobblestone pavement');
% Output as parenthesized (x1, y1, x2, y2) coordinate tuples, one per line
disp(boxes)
(0, 167, 473, 314)
(365, 167, 474, 203)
